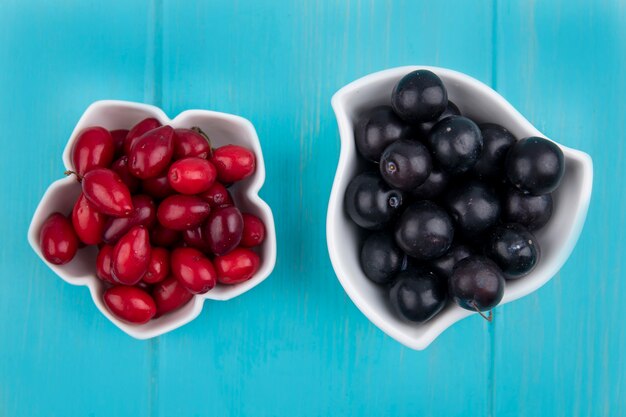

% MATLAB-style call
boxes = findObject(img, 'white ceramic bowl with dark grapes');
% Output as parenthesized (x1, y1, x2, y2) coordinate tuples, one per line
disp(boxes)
(28, 100, 277, 339)
(327, 66, 593, 350)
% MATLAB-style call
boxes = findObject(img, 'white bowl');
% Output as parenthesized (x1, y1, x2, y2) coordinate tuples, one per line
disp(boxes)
(28, 100, 277, 339)
(327, 66, 593, 350)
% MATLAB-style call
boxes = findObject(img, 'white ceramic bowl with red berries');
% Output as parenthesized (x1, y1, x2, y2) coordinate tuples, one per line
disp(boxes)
(327, 66, 593, 350)
(28, 100, 276, 339)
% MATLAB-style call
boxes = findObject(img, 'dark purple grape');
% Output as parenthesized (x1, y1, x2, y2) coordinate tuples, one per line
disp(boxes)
(410, 165, 449, 199)
(503, 188, 553, 230)
(506, 137, 565, 195)
(394, 201, 454, 260)
(427, 116, 483, 175)
(429, 244, 473, 280)
(203, 206, 243, 256)
(415, 101, 461, 137)
(355, 106, 413, 162)
(444, 180, 500, 238)
(449, 256, 505, 311)
(391, 70, 448, 124)
(344, 172, 404, 230)
(472, 123, 516, 179)
(379, 140, 432, 191)
(360, 232, 405, 285)
(389, 269, 447, 323)
(484, 223, 540, 279)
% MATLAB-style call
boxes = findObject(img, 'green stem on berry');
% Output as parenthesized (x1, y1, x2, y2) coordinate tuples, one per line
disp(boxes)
(64, 170, 83, 183)
(470, 302, 493, 322)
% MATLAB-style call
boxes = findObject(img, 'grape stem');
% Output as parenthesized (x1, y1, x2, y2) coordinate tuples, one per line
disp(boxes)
(470, 302, 493, 322)
(64, 170, 83, 183)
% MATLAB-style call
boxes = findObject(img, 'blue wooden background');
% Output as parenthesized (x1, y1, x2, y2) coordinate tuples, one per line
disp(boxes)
(0, 1, 624, 416)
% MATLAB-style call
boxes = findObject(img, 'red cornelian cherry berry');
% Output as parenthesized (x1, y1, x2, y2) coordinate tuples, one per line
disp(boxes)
(214, 247, 260, 285)
(39, 213, 79, 265)
(171, 247, 217, 294)
(173, 128, 211, 159)
(72, 192, 107, 245)
(79, 168, 134, 217)
(96, 244, 116, 283)
(240, 213, 266, 248)
(102, 194, 156, 244)
(111, 156, 140, 193)
(167, 157, 217, 195)
(211, 145, 256, 183)
(129, 125, 174, 179)
(150, 224, 181, 248)
(141, 170, 175, 200)
(111, 225, 151, 285)
(142, 247, 170, 284)
(124, 118, 162, 155)
(204, 206, 243, 256)
(198, 181, 234, 209)
(156, 195, 210, 231)
(103, 285, 156, 324)
(182, 226, 212, 253)
(71, 127, 116, 176)
(152, 277, 194, 315)
(110, 129, 129, 156)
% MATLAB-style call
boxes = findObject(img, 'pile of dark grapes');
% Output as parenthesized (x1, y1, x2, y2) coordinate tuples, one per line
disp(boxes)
(345, 69, 564, 323)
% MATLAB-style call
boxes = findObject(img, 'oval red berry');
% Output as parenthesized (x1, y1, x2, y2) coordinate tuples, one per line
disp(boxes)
(39, 213, 79, 265)
(156, 195, 210, 231)
(71, 127, 115, 176)
(173, 128, 211, 159)
(240, 213, 266, 248)
(214, 247, 260, 285)
(171, 247, 217, 294)
(211, 145, 256, 183)
(167, 157, 217, 195)
(72, 193, 107, 245)
(103, 286, 156, 324)
(142, 247, 170, 284)
(153, 277, 194, 316)
(111, 225, 151, 285)
(81, 168, 134, 217)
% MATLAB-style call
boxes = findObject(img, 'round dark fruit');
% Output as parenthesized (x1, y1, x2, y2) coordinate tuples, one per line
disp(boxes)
(429, 244, 473, 280)
(415, 101, 461, 137)
(360, 232, 405, 285)
(472, 123, 516, 179)
(388, 269, 447, 323)
(355, 106, 413, 162)
(503, 188, 553, 230)
(410, 165, 449, 199)
(391, 69, 448, 124)
(449, 256, 505, 311)
(427, 116, 483, 175)
(379, 140, 432, 191)
(506, 136, 565, 195)
(444, 180, 500, 237)
(484, 223, 540, 279)
(345, 172, 404, 230)
(394, 201, 454, 260)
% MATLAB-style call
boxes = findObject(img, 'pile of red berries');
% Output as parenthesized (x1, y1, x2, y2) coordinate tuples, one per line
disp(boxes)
(39, 118, 266, 324)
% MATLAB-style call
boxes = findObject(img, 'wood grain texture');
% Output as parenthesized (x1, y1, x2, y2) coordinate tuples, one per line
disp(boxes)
(156, 1, 494, 416)
(0, 1, 156, 416)
(492, 1, 626, 416)
(0, 0, 622, 416)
